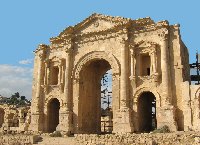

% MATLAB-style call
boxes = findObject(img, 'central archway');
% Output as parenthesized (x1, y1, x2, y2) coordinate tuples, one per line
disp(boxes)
(47, 98, 60, 133)
(138, 92, 156, 132)
(78, 59, 111, 134)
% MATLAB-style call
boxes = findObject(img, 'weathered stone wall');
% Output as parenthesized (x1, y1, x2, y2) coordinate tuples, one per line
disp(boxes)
(75, 132, 200, 145)
(0, 104, 31, 133)
(1, 132, 200, 145)
(0, 134, 39, 145)
(29, 13, 200, 134)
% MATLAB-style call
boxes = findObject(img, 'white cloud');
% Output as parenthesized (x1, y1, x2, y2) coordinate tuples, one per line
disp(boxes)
(19, 59, 33, 65)
(0, 64, 33, 99)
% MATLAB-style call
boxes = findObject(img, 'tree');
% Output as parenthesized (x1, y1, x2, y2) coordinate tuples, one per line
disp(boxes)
(5, 92, 31, 106)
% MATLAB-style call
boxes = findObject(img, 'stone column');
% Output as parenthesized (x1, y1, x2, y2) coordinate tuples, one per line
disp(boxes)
(59, 61, 65, 93)
(130, 49, 136, 88)
(44, 60, 49, 94)
(35, 54, 43, 113)
(160, 35, 171, 105)
(58, 62, 62, 85)
(152, 51, 157, 74)
(31, 48, 45, 132)
(57, 49, 72, 134)
(72, 78, 80, 133)
(120, 44, 128, 108)
(157, 29, 177, 131)
(130, 49, 134, 78)
(64, 49, 72, 111)
(113, 37, 133, 133)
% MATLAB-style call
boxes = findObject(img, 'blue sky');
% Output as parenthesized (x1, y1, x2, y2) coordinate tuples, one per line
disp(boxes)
(0, 0, 200, 99)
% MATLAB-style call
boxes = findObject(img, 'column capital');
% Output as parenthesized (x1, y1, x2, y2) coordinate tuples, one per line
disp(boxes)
(130, 48, 135, 55)
(65, 48, 72, 54)
(64, 43, 73, 54)
(158, 28, 169, 41)
(38, 53, 44, 61)
(118, 36, 128, 45)
(129, 75, 136, 80)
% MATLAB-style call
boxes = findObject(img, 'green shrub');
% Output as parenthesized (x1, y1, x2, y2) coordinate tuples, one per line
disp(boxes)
(152, 125, 170, 133)
(49, 131, 62, 137)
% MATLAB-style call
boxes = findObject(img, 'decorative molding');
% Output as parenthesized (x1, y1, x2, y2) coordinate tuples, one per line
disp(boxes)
(72, 51, 120, 80)
(133, 87, 161, 107)
(74, 27, 127, 45)
(47, 14, 171, 52)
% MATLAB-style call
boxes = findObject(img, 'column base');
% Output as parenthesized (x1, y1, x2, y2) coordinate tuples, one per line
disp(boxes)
(183, 108, 192, 131)
(113, 107, 134, 133)
(157, 106, 177, 131)
(30, 113, 44, 132)
(56, 111, 73, 134)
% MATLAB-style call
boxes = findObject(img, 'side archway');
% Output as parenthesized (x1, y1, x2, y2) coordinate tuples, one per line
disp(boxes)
(47, 98, 60, 133)
(133, 87, 161, 107)
(137, 92, 156, 132)
(133, 88, 160, 132)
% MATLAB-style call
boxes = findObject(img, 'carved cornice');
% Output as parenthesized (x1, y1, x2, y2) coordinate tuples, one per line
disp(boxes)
(74, 27, 127, 46)
(49, 14, 160, 44)
(50, 36, 73, 52)
(37, 14, 173, 53)
(130, 20, 169, 35)
(34, 44, 49, 53)
(134, 41, 159, 54)
(50, 34, 73, 45)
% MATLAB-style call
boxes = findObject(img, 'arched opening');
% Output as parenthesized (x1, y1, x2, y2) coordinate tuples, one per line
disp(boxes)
(138, 92, 156, 132)
(0, 108, 5, 127)
(47, 98, 60, 133)
(78, 59, 112, 134)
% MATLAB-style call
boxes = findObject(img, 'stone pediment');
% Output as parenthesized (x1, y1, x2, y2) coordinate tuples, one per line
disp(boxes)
(134, 41, 159, 54)
(58, 13, 130, 37)
(75, 18, 117, 34)
(52, 14, 156, 44)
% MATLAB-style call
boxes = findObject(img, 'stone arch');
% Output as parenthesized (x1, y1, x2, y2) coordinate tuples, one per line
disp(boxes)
(47, 98, 60, 133)
(0, 108, 5, 127)
(133, 87, 161, 132)
(73, 51, 120, 80)
(133, 87, 161, 107)
(72, 51, 120, 134)
(137, 91, 157, 132)
(45, 96, 62, 108)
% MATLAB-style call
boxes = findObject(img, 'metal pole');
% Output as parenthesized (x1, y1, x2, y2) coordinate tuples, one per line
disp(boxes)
(196, 51, 200, 84)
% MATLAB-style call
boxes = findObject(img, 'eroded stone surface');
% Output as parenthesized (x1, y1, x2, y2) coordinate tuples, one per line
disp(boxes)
(0, 104, 30, 133)
(0, 14, 200, 144)
(29, 13, 199, 134)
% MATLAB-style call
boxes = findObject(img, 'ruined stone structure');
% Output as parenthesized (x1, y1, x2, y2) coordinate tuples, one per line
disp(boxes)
(0, 104, 31, 132)
(30, 13, 200, 134)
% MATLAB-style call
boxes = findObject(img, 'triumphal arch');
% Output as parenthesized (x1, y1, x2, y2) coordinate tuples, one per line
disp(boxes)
(30, 13, 200, 134)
